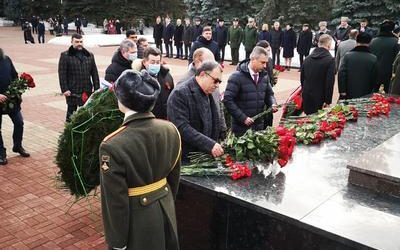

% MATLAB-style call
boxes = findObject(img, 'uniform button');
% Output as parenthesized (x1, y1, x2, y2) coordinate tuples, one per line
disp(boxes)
(142, 198, 147, 203)
(165, 187, 168, 192)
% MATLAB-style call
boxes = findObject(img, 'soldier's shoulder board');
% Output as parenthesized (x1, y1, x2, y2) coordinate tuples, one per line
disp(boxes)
(103, 126, 127, 142)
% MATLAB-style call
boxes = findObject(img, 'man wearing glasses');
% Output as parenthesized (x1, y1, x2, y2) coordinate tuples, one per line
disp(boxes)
(167, 61, 224, 163)
(224, 46, 278, 136)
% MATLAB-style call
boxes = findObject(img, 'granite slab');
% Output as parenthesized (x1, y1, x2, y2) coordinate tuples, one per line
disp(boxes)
(179, 105, 400, 249)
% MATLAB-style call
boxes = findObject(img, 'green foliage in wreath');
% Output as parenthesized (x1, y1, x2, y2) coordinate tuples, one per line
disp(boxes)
(55, 88, 123, 198)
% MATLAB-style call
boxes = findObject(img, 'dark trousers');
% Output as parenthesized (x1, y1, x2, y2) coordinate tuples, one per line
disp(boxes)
(32, 26, 37, 34)
(231, 47, 239, 64)
(271, 47, 281, 66)
(219, 45, 226, 62)
(184, 43, 191, 59)
(0, 111, 24, 151)
(175, 44, 183, 58)
(38, 33, 45, 43)
(64, 27, 68, 35)
(299, 52, 309, 67)
(66, 104, 81, 122)
(76, 26, 81, 34)
(164, 41, 173, 57)
(245, 49, 252, 60)
(156, 40, 163, 54)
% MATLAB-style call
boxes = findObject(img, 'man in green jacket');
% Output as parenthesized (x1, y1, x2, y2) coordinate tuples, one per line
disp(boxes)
(228, 18, 243, 65)
(100, 70, 181, 250)
(370, 20, 400, 92)
(243, 17, 258, 59)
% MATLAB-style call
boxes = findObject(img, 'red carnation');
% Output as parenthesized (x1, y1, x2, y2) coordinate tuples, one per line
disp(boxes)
(82, 92, 89, 104)
(278, 158, 288, 167)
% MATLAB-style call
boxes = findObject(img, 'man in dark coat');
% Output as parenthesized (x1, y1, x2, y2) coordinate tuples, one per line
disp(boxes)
(301, 34, 335, 115)
(227, 18, 243, 65)
(358, 19, 375, 38)
(37, 19, 45, 44)
(224, 46, 277, 136)
(132, 47, 174, 120)
(243, 17, 258, 60)
(192, 18, 203, 42)
(0, 49, 30, 165)
(177, 48, 227, 138)
(31, 16, 38, 34)
(189, 26, 220, 64)
(313, 21, 333, 47)
(338, 32, 378, 99)
(390, 52, 400, 94)
(75, 18, 82, 34)
(370, 20, 400, 92)
(153, 16, 164, 54)
(100, 70, 181, 250)
(174, 19, 184, 59)
(270, 21, 284, 66)
(282, 23, 297, 70)
(168, 61, 224, 162)
(214, 19, 228, 63)
(297, 24, 313, 68)
(105, 39, 137, 83)
(58, 33, 99, 121)
(137, 37, 149, 59)
(63, 17, 69, 35)
(183, 18, 194, 60)
(333, 17, 352, 56)
(163, 17, 175, 58)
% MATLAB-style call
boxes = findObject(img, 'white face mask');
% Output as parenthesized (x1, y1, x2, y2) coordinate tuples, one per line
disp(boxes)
(128, 53, 137, 61)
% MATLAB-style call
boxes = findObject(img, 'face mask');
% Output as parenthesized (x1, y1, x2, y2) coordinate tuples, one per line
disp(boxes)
(128, 53, 137, 61)
(148, 64, 161, 76)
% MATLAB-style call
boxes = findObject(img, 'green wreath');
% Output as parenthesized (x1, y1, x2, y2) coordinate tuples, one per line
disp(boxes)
(55, 88, 123, 198)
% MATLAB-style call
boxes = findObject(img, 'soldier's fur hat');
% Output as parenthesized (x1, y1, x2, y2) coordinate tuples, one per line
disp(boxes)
(114, 69, 160, 113)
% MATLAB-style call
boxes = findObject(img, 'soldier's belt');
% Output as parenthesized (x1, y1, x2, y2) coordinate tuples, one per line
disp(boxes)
(128, 178, 167, 196)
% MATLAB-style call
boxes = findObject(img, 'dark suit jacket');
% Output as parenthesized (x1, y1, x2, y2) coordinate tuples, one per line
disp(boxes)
(167, 77, 220, 161)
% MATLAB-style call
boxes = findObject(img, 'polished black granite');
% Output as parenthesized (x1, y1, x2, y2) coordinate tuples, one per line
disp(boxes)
(177, 105, 400, 250)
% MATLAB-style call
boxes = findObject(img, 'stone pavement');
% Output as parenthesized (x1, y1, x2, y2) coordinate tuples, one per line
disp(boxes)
(0, 26, 338, 249)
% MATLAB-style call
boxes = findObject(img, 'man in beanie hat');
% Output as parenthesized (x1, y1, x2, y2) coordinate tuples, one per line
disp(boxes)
(370, 20, 400, 92)
(99, 69, 181, 250)
(338, 32, 378, 99)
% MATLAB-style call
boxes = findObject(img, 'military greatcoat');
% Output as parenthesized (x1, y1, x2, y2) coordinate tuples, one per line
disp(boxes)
(99, 112, 181, 250)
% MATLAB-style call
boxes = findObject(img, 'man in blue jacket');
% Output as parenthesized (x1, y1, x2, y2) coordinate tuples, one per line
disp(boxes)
(224, 46, 278, 136)
(0, 49, 30, 165)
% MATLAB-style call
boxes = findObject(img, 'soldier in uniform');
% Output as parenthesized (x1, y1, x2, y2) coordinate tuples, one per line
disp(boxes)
(99, 69, 181, 250)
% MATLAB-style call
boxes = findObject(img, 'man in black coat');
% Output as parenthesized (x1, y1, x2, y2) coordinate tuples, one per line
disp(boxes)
(37, 19, 45, 44)
(301, 34, 335, 115)
(358, 19, 375, 38)
(58, 33, 99, 121)
(0, 49, 30, 165)
(333, 17, 352, 56)
(214, 19, 228, 63)
(168, 61, 224, 162)
(192, 18, 203, 42)
(224, 46, 278, 136)
(297, 24, 313, 68)
(105, 39, 137, 83)
(153, 16, 164, 54)
(183, 18, 194, 60)
(75, 18, 82, 35)
(338, 32, 378, 99)
(189, 26, 220, 64)
(270, 21, 284, 66)
(132, 47, 174, 120)
(370, 20, 400, 92)
(162, 17, 175, 58)
(174, 19, 184, 59)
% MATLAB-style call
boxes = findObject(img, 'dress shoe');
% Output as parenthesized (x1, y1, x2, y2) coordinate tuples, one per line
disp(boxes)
(0, 156, 7, 165)
(12, 147, 30, 157)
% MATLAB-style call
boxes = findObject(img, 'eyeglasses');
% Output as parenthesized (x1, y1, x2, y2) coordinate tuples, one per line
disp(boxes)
(205, 72, 222, 84)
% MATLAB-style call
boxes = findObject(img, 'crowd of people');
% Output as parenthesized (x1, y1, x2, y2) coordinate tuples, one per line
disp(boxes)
(1, 13, 400, 250)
